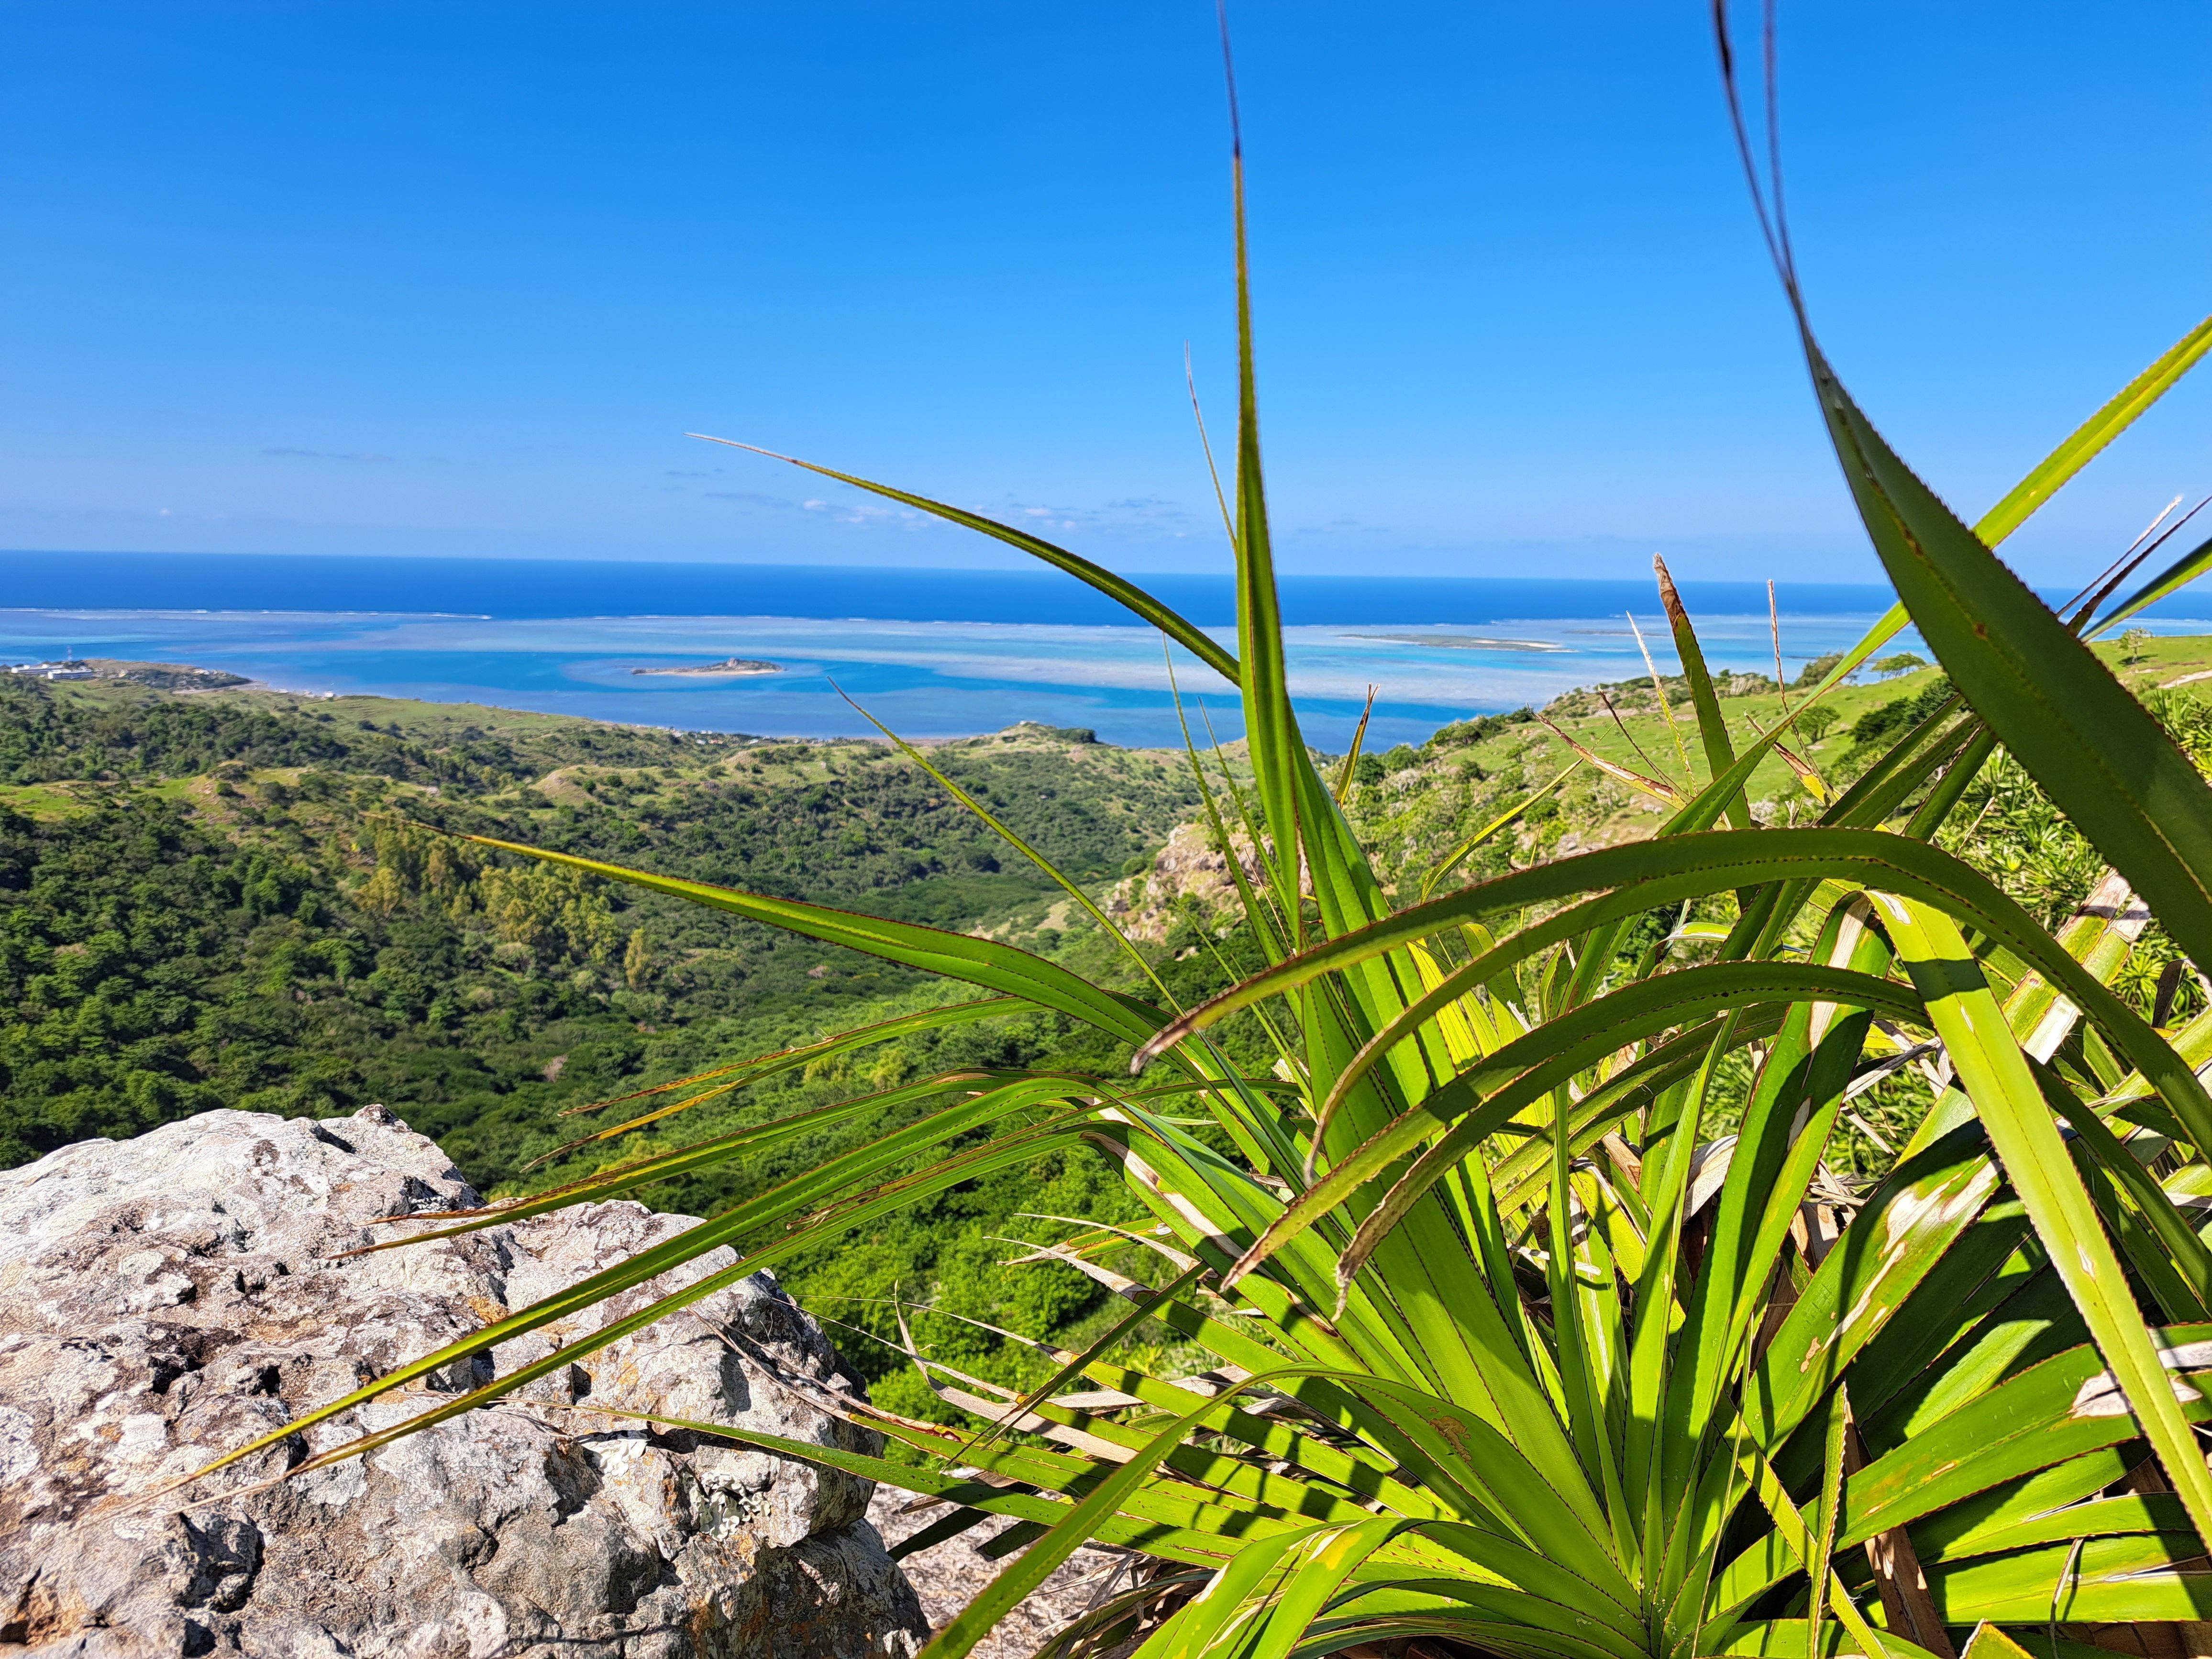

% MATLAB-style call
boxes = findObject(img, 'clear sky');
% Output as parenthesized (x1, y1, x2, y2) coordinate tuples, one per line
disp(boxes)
(1, 2, 2205, 584)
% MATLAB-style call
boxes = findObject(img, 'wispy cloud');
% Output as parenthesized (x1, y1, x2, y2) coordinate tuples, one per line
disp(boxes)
(794, 494, 937, 529)
(1289, 514, 1392, 538)
(993, 496, 1201, 538)
(704, 490, 796, 507)
(700, 477, 1206, 541)
(263, 446, 395, 463)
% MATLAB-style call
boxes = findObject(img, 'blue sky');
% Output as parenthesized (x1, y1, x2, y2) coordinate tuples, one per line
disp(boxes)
(1, 1, 2205, 583)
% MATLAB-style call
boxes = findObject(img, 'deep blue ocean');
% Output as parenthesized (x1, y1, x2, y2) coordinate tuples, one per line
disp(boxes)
(3, 551, 2199, 749)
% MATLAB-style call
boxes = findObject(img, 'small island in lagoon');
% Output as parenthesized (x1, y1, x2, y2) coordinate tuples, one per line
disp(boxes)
(630, 656, 783, 677)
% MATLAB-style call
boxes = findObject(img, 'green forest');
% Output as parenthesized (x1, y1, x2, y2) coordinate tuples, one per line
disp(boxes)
(9, 633, 2212, 1429)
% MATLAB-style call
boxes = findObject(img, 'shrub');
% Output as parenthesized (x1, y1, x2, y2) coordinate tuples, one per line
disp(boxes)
(1845, 675, 1955, 756)
(1792, 650, 1843, 687)
(1794, 701, 1840, 744)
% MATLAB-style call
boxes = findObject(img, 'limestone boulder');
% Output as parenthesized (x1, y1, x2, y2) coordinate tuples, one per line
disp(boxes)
(0, 1106, 928, 1659)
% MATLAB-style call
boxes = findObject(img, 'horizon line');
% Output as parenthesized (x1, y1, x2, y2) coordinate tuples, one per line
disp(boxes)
(0, 547, 1898, 589)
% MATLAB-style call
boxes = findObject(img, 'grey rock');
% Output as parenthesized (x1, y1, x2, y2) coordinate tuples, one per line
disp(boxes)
(0, 1107, 929, 1659)
(868, 1490, 1130, 1659)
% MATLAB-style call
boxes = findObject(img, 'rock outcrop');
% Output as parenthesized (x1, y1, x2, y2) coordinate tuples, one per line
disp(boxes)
(0, 1106, 929, 1659)
(867, 1492, 1128, 1659)
(1105, 823, 1267, 944)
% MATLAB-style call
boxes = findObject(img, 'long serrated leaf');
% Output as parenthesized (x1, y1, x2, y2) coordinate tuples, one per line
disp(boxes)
(539, 996, 1025, 1156)
(1803, 336, 2212, 979)
(461, 833, 1167, 1049)
(687, 432, 1239, 685)
(1223, 962, 1921, 1292)
(176, 1088, 1098, 1492)
(368, 1068, 1016, 1247)
(1977, 315, 2212, 544)
(1806, 1393, 1847, 1659)
(1654, 555, 1749, 828)
(917, 1365, 1423, 1659)
(838, 690, 1180, 1004)
(2090, 526, 2212, 637)
(1132, 829, 2212, 1165)
(1873, 892, 2212, 1556)
(1783, 310, 2212, 715)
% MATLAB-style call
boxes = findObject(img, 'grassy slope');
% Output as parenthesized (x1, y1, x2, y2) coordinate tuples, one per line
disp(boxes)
(1338, 631, 2212, 888)
(1538, 630, 2212, 808)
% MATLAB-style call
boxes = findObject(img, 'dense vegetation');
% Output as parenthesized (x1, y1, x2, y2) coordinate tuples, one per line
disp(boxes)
(0, 676, 1202, 1172)
(0, 670, 740, 791)
(13, 633, 2212, 1442)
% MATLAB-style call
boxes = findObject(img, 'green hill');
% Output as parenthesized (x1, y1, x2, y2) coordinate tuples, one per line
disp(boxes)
(9, 630, 2208, 1431)
(0, 673, 1205, 1176)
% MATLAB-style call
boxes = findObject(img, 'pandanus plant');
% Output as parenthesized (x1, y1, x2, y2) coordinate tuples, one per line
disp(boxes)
(187, 13, 2212, 1657)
